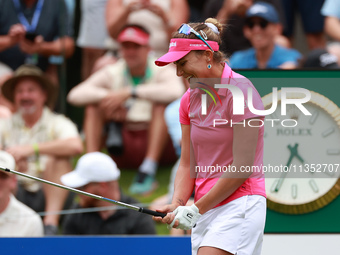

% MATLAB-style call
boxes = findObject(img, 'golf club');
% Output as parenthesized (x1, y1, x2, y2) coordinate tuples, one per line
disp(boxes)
(0, 166, 166, 218)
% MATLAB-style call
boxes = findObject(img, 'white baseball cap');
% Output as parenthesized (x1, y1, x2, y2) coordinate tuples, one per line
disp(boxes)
(61, 152, 121, 188)
(0, 150, 16, 171)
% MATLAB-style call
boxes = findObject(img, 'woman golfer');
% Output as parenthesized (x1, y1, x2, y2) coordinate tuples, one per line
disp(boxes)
(153, 18, 266, 255)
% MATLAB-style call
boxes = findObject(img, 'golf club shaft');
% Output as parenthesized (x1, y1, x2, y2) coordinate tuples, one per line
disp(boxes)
(0, 166, 166, 218)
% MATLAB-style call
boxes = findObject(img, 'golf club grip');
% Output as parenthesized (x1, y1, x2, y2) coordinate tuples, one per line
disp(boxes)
(140, 208, 167, 218)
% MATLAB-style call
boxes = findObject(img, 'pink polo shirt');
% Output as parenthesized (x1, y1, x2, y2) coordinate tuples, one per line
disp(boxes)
(179, 64, 266, 208)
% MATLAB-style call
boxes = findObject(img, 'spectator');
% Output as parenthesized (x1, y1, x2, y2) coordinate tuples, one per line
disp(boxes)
(280, 0, 326, 50)
(77, 0, 118, 80)
(61, 152, 156, 235)
(47, 0, 76, 85)
(322, 0, 340, 67)
(229, 2, 302, 69)
(322, 0, 340, 47)
(203, 0, 288, 56)
(0, 64, 83, 235)
(106, 0, 189, 57)
(0, 150, 44, 237)
(67, 25, 184, 195)
(0, 0, 74, 80)
(301, 48, 340, 69)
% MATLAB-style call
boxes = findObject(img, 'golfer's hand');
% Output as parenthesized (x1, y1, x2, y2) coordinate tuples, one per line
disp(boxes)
(152, 203, 177, 223)
(169, 204, 201, 230)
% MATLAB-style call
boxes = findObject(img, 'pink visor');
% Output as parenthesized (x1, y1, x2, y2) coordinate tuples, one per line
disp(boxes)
(155, 38, 219, 66)
(118, 26, 149, 46)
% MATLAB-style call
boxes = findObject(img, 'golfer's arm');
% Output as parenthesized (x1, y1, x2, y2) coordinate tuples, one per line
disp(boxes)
(195, 121, 260, 214)
(171, 124, 195, 207)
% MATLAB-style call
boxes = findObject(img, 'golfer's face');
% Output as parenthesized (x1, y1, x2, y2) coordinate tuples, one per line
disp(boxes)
(14, 78, 47, 115)
(174, 51, 207, 80)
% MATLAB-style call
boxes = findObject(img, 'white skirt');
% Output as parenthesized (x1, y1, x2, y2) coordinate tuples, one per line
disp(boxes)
(191, 195, 266, 255)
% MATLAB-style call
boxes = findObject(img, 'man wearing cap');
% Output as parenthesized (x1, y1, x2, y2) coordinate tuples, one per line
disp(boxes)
(0, 64, 83, 235)
(0, 150, 43, 237)
(67, 24, 184, 195)
(229, 1, 301, 69)
(61, 152, 156, 235)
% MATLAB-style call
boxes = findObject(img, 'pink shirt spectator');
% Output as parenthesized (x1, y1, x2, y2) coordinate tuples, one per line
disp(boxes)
(179, 63, 266, 208)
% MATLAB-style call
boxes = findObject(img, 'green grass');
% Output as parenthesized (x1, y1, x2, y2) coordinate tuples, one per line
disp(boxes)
(118, 166, 173, 235)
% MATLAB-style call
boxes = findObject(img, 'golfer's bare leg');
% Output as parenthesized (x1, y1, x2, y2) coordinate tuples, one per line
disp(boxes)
(42, 157, 72, 226)
(198, 247, 233, 255)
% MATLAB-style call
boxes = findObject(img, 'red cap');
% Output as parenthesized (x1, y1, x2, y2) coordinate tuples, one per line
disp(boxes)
(117, 26, 149, 46)
(155, 38, 219, 66)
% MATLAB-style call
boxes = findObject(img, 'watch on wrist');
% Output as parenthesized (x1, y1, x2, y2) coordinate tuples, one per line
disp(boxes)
(131, 86, 138, 98)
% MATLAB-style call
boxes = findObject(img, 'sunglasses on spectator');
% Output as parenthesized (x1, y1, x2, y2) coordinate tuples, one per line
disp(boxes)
(245, 19, 269, 29)
(178, 24, 215, 52)
(0, 171, 10, 180)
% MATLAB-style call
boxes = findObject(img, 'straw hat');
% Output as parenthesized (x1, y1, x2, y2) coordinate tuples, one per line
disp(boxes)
(1, 64, 57, 106)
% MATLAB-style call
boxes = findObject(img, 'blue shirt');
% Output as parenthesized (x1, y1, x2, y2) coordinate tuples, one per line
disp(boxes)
(229, 45, 302, 69)
(321, 0, 340, 19)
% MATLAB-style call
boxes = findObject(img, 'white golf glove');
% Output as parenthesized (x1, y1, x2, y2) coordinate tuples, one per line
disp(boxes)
(168, 204, 202, 230)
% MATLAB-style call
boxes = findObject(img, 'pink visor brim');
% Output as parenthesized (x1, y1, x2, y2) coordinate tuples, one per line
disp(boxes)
(155, 51, 190, 67)
(155, 38, 219, 66)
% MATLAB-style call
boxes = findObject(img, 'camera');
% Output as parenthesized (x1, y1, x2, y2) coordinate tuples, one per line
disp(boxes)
(25, 32, 38, 42)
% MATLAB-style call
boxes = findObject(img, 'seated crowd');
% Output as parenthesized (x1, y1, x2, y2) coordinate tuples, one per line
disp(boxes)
(0, 0, 338, 236)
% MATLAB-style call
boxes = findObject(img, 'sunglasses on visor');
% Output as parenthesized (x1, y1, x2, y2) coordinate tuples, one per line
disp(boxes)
(178, 24, 215, 52)
(245, 19, 269, 29)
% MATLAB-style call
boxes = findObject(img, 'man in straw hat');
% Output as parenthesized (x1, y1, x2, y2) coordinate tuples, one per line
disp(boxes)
(0, 64, 83, 235)
(0, 150, 43, 237)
